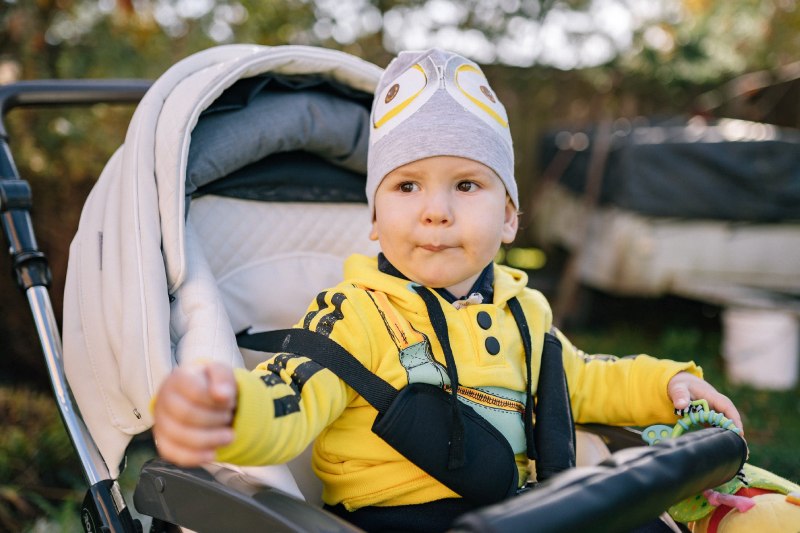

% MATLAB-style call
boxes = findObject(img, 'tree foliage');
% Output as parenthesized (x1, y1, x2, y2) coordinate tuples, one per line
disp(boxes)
(621, 0, 800, 85)
(5, 1, 800, 82)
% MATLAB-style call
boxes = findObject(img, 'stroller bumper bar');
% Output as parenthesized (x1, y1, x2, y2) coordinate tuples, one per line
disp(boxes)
(452, 427, 748, 533)
(133, 427, 746, 533)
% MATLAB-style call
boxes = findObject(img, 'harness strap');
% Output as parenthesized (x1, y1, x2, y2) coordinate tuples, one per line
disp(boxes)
(236, 291, 576, 481)
(415, 286, 467, 469)
(236, 328, 397, 413)
(533, 331, 577, 481)
(507, 297, 537, 461)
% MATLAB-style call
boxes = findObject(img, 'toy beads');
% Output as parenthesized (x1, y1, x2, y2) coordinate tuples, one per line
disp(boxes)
(642, 399, 741, 446)
(672, 405, 740, 438)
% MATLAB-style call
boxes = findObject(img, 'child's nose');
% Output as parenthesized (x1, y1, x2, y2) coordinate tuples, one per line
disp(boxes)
(421, 192, 452, 225)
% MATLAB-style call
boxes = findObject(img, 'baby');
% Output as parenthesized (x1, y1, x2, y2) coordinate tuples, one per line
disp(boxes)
(153, 48, 741, 532)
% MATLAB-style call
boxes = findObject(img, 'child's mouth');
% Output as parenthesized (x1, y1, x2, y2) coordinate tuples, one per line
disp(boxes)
(421, 244, 449, 252)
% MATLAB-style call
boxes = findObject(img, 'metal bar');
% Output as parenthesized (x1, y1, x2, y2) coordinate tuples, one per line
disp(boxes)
(0, 79, 151, 138)
(27, 285, 110, 485)
(0, 79, 150, 481)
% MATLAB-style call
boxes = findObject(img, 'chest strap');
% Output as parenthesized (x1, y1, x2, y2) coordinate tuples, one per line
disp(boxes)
(238, 327, 397, 413)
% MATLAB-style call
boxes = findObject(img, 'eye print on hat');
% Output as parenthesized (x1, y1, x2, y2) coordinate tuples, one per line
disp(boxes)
(371, 64, 437, 143)
(448, 64, 510, 142)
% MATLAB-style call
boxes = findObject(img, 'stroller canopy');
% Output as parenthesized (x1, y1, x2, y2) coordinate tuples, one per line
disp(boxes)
(62, 45, 382, 476)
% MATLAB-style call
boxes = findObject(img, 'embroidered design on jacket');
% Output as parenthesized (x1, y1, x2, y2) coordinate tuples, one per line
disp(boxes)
(304, 291, 347, 337)
(365, 288, 528, 453)
(365, 290, 448, 387)
(260, 353, 324, 418)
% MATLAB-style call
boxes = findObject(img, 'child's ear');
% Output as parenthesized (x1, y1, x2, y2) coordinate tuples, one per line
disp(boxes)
(369, 220, 379, 241)
(501, 198, 518, 244)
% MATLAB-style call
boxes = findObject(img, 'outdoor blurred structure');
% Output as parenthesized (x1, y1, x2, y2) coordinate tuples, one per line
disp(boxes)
(529, 115, 800, 389)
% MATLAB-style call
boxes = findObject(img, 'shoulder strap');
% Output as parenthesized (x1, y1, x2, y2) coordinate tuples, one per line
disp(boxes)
(507, 298, 576, 481)
(236, 328, 397, 413)
(506, 297, 537, 461)
(538, 332, 577, 481)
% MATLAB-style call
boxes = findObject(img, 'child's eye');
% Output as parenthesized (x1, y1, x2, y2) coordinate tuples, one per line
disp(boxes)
(456, 181, 478, 192)
(399, 182, 418, 193)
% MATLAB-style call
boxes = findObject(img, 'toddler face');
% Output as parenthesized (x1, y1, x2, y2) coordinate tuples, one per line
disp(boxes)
(370, 155, 518, 297)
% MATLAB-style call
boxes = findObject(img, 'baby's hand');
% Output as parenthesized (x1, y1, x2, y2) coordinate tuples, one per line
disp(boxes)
(153, 361, 237, 466)
(667, 371, 744, 435)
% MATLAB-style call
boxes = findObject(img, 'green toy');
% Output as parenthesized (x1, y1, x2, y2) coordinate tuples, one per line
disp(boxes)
(642, 400, 800, 532)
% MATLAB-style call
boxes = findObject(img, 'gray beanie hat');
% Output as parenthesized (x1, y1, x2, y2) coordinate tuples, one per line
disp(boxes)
(367, 49, 517, 215)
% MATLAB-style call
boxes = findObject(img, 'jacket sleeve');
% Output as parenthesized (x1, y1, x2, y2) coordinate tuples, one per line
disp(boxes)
(555, 328, 703, 427)
(216, 287, 373, 465)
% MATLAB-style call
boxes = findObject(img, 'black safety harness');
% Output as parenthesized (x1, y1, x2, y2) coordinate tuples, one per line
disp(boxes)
(237, 285, 575, 505)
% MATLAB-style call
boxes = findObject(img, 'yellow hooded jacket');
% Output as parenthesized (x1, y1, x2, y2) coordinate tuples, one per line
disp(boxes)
(217, 254, 701, 510)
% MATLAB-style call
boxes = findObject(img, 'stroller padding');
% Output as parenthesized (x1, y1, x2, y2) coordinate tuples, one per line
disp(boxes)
(187, 86, 370, 199)
(196, 150, 367, 203)
(188, 196, 379, 370)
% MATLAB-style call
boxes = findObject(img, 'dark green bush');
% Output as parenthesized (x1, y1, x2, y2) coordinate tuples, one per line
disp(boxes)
(0, 386, 82, 531)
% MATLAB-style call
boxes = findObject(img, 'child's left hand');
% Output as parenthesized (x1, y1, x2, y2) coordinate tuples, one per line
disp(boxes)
(667, 371, 744, 436)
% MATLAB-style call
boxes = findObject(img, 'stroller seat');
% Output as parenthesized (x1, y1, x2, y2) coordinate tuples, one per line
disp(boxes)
(188, 197, 378, 370)
(61, 42, 617, 521)
(187, 197, 378, 505)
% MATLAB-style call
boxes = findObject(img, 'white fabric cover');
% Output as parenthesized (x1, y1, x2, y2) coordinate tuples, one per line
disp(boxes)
(189, 196, 379, 505)
(531, 183, 800, 299)
(62, 44, 382, 477)
(188, 197, 380, 370)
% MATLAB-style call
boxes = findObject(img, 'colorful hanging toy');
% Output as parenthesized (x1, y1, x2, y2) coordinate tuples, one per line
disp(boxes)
(642, 400, 800, 532)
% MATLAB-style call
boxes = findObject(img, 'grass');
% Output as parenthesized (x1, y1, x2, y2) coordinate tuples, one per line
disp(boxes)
(0, 384, 158, 532)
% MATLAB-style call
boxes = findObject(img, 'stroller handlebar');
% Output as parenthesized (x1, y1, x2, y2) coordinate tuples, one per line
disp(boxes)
(0, 79, 152, 291)
(0, 79, 152, 138)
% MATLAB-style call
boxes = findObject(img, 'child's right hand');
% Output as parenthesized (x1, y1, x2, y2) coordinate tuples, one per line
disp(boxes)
(152, 361, 237, 467)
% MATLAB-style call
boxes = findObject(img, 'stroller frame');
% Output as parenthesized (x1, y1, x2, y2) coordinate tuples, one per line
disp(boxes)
(1, 47, 747, 533)
(0, 79, 150, 532)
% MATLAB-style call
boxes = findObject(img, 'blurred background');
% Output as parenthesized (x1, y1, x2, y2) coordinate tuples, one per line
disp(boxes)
(1, 0, 799, 530)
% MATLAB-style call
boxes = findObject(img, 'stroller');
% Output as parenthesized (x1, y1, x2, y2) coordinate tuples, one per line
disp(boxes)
(0, 45, 747, 532)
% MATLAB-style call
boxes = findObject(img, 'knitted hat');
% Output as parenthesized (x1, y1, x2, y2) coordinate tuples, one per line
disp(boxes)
(367, 49, 517, 216)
